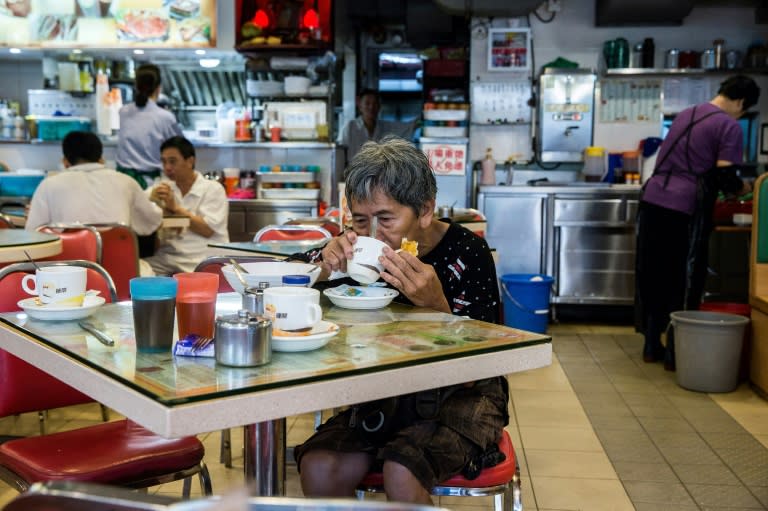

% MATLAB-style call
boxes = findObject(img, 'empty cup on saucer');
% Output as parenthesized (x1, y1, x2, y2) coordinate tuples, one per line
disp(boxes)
(348, 236, 387, 285)
(263, 287, 321, 332)
(21, 266, 87, 306)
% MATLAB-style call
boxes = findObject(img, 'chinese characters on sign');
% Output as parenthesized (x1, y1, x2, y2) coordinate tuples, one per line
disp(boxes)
(423, 143, 467, 176)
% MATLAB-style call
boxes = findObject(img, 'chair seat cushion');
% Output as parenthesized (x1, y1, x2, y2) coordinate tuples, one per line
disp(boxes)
(360, 429, 516, 489)
(0, 420, 204, 485)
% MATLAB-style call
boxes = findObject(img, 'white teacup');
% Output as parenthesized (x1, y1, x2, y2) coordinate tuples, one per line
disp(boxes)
(348, 236, 387, 285)
(263, 287, 322, 332)
(21, 266, 87, 306)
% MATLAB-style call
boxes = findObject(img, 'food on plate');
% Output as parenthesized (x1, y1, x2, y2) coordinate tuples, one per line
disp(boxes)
(31, 15, 78, 41)
(115, 9, 169, 42)
(5, 0, 30, 17)
(272, 327, 313, 337)
(178, 16, 210, 42)
(399, 237, 419, 256)
(169, 0, 199, 19)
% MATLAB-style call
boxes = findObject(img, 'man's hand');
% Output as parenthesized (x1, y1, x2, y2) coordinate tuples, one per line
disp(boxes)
(318, 230, 358, 279)
(378, 246, 450, 313)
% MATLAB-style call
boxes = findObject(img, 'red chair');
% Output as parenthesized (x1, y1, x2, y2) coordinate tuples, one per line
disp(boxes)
(194, 255, 281, 293)
(356, 429, 521, 511)
(254, 224, 332, 242)
(36, 224, 102, 263)
(0, 260, 212, 497)
(284, 217, 342, 237)
(89, 223, 140, 301)
(0, 213, 15, 228)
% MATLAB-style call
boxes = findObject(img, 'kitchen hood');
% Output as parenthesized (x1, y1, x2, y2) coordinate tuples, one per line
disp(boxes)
(432, 0, 543, 16)
(595, 0, 696, 26)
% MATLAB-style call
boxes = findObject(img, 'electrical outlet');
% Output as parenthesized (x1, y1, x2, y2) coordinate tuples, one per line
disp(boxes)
(547, 0, 561, 12)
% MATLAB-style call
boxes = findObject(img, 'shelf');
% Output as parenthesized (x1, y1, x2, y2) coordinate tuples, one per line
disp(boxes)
(235, 43, 333, 58)
(604, 67, 768, 76)
(471, 121, 531, 126)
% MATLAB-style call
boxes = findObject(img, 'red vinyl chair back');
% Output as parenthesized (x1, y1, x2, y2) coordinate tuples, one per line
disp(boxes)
(254, 224, 332, 242)
(0, 261, 118, 417)
(90, 224, 140, 301)
(0, 214, 15, 229)
(36, 225, 102, 263)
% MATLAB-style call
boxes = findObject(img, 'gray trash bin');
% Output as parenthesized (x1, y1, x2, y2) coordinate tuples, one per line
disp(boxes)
(670, 310, 750, 393)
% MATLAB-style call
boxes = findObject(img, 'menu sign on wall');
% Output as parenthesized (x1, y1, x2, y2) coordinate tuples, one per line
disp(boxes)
(423, 142, 467, 176)
(0, 0, 215, 47)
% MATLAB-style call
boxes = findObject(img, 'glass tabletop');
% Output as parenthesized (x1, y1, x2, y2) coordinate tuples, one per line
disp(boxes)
(0, 230, 58, 247)
(208, 240, 328, 257)
(0, 293, 550, 408)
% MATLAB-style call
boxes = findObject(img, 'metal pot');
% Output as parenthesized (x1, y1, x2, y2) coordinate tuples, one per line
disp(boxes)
(701, 49, 717, 69)
(214, 310, 272, 367)
(664, 49, 680, 69)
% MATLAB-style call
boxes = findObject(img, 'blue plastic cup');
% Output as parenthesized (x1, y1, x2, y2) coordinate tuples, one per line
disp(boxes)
(129, 277, 178, 353)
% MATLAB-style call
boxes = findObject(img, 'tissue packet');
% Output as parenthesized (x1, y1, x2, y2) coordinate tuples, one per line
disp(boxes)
(173, 334, 215, 358)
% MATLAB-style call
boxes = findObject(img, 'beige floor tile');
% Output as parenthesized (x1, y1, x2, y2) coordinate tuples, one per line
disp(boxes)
(526, 449, 617, 480)
(518, 425, 603, 452)
(506, 361, 573, 391)
(757, 434, 768, 449)
(513, 400, 591, 427)
(532, 476, 634, 511)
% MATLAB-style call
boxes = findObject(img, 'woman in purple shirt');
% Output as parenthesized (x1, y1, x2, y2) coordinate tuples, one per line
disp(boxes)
(636, 75, 759, 369)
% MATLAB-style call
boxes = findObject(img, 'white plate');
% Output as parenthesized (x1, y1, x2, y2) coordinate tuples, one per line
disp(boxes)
(323, 285, 399, 310)
(18, 295, 106, 321)
(271, 320, 340, 352)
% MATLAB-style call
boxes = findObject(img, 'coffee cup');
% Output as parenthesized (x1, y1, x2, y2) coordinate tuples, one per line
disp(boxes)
(348, 236, 387, 285)
(21, 266, 87, 306)
(263, 287, 321, 332)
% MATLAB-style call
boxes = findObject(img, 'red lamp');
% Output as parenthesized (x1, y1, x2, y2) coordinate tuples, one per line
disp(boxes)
(252, 8, 270, 29)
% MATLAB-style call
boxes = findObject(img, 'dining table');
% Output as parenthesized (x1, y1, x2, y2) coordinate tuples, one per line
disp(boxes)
(0, 292, 552, 496)
(208, 239, 328, 259)
(0, 230, 61, 263)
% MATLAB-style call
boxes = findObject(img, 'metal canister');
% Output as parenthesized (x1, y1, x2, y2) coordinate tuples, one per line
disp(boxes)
(700, 49, 717, 69)
(664, 49, 680, 69)
(725, 50, 742, 69)
(242, 282, 269, 315)
(215, 310, 272, 367)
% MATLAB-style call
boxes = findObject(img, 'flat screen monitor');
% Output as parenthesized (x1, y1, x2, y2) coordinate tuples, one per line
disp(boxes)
(378, 52, 423, 93)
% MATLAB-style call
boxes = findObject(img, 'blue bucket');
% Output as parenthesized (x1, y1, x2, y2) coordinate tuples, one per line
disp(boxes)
(500, 274, 553, 333)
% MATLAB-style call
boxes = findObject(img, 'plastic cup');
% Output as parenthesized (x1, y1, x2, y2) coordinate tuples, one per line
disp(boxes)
(270, 126, 281, 142)
(130, 277, 177, 353)
(173, 272, 219, 339)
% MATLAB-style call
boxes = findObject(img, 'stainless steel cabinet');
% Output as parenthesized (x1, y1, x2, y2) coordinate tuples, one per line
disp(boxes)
(228, 199, 318, 242)
(477, 190, 548, 276)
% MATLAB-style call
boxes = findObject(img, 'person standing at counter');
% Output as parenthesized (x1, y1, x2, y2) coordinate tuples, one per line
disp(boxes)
(339, 88, 415, 161)
(116, 63, 182, 189)
(143, 136, 228, 275)
(26, 131, 162, 236)
(636, 75, 759, 369)
(294, 136, 506, 505)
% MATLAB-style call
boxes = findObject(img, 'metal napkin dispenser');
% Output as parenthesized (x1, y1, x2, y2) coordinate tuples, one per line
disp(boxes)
(264, 101, 326, 140)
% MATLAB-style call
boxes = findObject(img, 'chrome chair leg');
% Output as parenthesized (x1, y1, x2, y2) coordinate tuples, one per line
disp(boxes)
(220, 429, 233, 468)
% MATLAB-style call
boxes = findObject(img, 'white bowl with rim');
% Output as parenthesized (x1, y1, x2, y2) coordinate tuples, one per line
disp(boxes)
(221, 262, 320, 294)
(323, 285, 399, 310)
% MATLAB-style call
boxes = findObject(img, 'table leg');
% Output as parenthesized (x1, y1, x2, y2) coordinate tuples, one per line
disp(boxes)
(243, 418, 286, 496)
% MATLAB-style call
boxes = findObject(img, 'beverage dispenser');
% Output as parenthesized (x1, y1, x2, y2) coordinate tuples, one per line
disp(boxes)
(537, 69, 596, 162)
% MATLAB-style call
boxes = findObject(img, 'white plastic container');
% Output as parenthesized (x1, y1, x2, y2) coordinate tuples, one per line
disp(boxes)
(284, 76, 311, 95)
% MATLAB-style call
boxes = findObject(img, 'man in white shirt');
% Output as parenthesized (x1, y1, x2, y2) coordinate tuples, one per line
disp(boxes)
(26, 131, 163, 235)
(144, 136, 229, 275)
(339, 88, 415, 161)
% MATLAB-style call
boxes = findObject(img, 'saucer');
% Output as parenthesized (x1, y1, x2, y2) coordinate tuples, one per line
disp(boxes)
(272, 320, 340, 352)
(18, 295, 106, 321)
(324, 285, 399, 310)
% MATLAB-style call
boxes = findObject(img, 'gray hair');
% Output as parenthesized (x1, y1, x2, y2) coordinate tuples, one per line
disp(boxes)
(344, 135, 437, 216)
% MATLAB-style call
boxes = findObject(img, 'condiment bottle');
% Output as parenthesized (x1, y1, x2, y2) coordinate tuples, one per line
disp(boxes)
(713, 39, 725, 69)
(282, 275, 310, 287)
(641, 38, 655, 68)
(480, 148, 496, 185)
(242, 282, 269, 315)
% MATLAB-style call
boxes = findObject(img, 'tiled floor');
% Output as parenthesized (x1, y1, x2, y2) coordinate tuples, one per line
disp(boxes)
(1, 322, 767, 510)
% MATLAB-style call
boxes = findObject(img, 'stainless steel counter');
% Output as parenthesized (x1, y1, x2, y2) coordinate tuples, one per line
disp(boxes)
(478, 184, 642, 310)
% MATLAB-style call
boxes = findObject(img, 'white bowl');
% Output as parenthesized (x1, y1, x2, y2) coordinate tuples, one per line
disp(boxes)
(221, 262, 320, 294)
(733, 213, 752, 226)
(324, 285, 399, 310)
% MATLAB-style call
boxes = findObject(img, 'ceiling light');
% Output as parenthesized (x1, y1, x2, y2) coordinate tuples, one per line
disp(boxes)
(72, 49, 82, 54)
(199, 58, 220, 68)
(9, 48, 21, 54)
(133, 49, 145, 55)
(195, 49, 206, 55)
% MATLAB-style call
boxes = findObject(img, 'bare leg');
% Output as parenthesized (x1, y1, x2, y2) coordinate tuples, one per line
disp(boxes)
(382, 460, 433, 505)
(299, 449, 373, 497)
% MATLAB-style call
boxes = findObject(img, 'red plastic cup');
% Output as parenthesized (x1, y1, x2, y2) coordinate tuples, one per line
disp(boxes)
(173, 272, 219, 339)
(270, 126, 281, 142)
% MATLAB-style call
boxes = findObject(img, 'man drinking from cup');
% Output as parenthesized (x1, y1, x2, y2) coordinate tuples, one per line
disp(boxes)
(294, 136, 505, 504)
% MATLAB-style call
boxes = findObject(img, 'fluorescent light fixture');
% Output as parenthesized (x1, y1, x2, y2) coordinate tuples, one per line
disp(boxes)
(72, 49, 82, 54)
(195, 49, 206, 55)
(9, 48, 21, 54)
(133, 49, 145, 55)
(199, 58, 220, 68)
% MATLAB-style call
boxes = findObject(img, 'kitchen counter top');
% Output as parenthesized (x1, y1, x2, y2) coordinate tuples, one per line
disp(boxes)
(479, 184, 642, 194)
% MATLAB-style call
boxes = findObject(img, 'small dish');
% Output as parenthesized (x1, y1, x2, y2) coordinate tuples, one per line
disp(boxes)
(324, 285, 399, 310)
(271, 320, 340, 352)
(18, 295, 106, 321)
